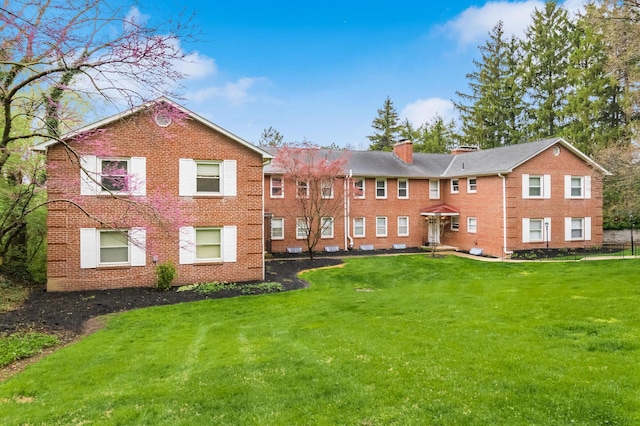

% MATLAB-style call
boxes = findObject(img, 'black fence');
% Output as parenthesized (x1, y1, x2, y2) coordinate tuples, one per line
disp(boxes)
(506, 244, 639, 261)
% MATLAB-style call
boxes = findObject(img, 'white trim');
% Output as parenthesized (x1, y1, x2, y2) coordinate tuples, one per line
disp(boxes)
(353, 217, 365, 238)
(467, 177, 477, 193)
(398, 178, 409, 199)
(375, 178, 387, 199)
(376, 216, 387, 237)
(270, 176, 284, 198)
(429, 179, 440, 200)
(271, 217, 284, 240)
(397, 216, 409, 237)
(450, 178, 459, 194)
(467, 217, 477, 233)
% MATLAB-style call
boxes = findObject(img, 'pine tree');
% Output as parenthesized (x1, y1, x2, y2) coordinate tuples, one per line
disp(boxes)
(367, 97, 402, 151)
(414, 116, 457, 153)
(258, 126, 284, 147)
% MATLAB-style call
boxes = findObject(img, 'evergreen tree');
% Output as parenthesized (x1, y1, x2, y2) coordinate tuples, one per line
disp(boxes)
(454, 22, 526, 148)
(522, 1, 574, 139)
(414, 116, 457, 153)
(400, 118, 421, 142)
(367, 97, 402, 151)
(258, 126, 284, 147)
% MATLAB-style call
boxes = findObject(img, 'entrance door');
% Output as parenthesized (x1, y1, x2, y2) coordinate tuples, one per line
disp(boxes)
(428, 217, 440, 244)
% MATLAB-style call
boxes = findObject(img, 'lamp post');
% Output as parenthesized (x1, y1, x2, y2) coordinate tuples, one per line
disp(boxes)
(630, 214, 635, 256)
(545, 221, 549, 249)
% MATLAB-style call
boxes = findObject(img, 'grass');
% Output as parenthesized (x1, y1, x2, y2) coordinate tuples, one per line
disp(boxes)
(0, 333, 59, 368)
(0, 255, 639, 424)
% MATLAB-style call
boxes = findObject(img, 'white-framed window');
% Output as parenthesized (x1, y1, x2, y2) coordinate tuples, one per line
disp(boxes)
(353, 217, 365, 237)
(296, 218, 309, 239)
(565, 217, 592, 241)
(451, 216, 459, 231)
(467, 177, 477, 193)
(270, 176, 284, 198)
(451, 179, 459, 194)
(398, 216, 409, 236)
(179, 226, 237, 264)
(271, 217, 284, 240)
(429, 179, 440, 199)
(376, 178, 387, 199)
(353, 178, 365, 198)
(80, 155, 146, 196)
(376, 216, 388, 237)
(467, 217, 477, 233)
(296, 181, 309, 198)
(321, 180, 334, 199)
(522, 174, 551, 199)
(321, 217, 334, 238)
(398, 179, 409, 199)
(179, 159, 236, 197)
(522, 218, 551, 243)
(564, 175, 591, 199)
(80, 227, 146, 269)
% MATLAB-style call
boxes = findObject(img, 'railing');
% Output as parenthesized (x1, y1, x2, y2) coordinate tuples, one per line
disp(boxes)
(506, 244, 639, 261)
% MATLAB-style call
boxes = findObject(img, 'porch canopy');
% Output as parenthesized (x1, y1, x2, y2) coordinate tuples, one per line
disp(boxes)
(420, 203, 460, 217)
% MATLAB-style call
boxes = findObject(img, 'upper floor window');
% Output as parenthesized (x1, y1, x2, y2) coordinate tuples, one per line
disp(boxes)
(451, 179, 459, 194)
(80, 155, 146, 196)
(270, 176, 284, 198)
(376, 178, 387, 199)
(522, 174, 550, 199)
(353, 178, 365, 198)
(271, 218, 284, 240)
(467, 177, 477, 193)
(467, 217, 477, 233)
(321, 180, 334, 199)
(179, 158, 236, 197)
(398, 179, 409, 199)
(296, 181, 309, 198)
(429, 179, 440, 199)
(100, 159, 128, 192)
(353, 217, 365, 237)
(565, 175, 591, 199)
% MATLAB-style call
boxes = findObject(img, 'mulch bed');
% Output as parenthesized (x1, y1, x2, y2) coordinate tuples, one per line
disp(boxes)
(0, 258, 343, 338)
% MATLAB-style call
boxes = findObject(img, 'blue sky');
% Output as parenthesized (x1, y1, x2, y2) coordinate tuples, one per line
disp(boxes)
(134, 0, 584, 148)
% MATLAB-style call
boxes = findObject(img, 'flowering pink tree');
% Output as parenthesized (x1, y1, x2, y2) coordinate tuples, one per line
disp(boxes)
(272, 142, 349, 261)
(0, 0, 195, 268)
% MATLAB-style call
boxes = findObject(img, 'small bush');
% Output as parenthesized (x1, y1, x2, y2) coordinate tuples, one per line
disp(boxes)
(156, 262, 177, 291)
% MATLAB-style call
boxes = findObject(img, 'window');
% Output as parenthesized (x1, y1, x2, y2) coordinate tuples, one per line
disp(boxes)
(398, 216, 409, 236)
(451, 179, 459, 194)
(271, 218, 284, 240)
(296, 181, 309, 198)
(376, 178, 387, 199)
(565, 175, 591, 199)
(451, 216, 459, 231)
(467, 177, 477, 193)
(522, 174, 551, 199)
(353, 217, 365, 237)
(398, 179, 408, 199)
(270, 176, 284, 198)
(179, 226, 237, 264)
(564, 217, 592, 241)
(429, 180, 440, 199)
(522, 218, 551, 243)
(195, 228, 222, 261)
(100, 159, 128, 192)
(467, 217, 477, 233)
(296, 218, 309, 239)
(353, 178, 365, 198)
(196, 162, 220, 193)
(321, 217, 334, 238)
(80, 227, 146, 269)
(179, 159, 236, 197)
(321, 180, 334, 199)
(376, 216, 387, 237)
(80, 155, 146, 196)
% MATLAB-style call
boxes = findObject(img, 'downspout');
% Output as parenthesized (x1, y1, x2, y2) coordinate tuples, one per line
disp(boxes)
(345, 170, 353, 250)
(499, 173, 513, 257)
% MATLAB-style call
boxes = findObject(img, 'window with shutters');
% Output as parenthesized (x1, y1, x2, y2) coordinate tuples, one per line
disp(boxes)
(179, 159, 236, 197)
(80, 227, 146, 269)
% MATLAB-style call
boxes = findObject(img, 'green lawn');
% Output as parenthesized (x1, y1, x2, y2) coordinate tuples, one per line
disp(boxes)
(1, 255, 639, 425)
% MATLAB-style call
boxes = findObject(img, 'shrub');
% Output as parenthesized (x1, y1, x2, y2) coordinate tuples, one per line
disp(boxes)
(156, 262, 176, 291)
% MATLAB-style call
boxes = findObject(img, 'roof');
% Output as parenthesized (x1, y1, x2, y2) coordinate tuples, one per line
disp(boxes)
(264, 137, 610, 178)
(32, 97, 273, 160)
(420, 204, 460, 216)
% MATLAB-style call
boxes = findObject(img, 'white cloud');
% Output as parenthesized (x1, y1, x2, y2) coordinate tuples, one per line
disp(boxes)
(173, 46, 217, 80)
(187, 77, 265, 105)
(124, 7, 150, 29)
(400, 98, 455, 127)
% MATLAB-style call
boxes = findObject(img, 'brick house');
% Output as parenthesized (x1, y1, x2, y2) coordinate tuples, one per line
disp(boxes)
(264, 138, 610, 257)
(35, 98, 272, 291)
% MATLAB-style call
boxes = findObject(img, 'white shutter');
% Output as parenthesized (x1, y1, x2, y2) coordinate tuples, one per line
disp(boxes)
(522, 174, 529, 199)
(522, 218, 530, 243)
(130, 157, 147, 196)
(223, 160, 237, 196)
(80, 155, 98, 195)
(222, 226, 237, 262)
(565, 217, 572, 241)
(585, 217, 592, 241)
(179, 226, 195, 265)
(564, 175, 572, 199)
(179, 159, 194, 196)
(80, 228, 97, 269)
(130, 227, 146, 266)
(585, 176, 591, 199)
(544, 217, 552, 243)
(543, 174, 551, 199)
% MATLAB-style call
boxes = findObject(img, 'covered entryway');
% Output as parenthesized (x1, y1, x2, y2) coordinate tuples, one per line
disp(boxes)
(420, 203, 460, 247)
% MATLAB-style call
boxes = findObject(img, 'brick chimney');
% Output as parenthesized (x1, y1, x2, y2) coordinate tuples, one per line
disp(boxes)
(451, 146, 479, 155)
(393, 139, 413, 165)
